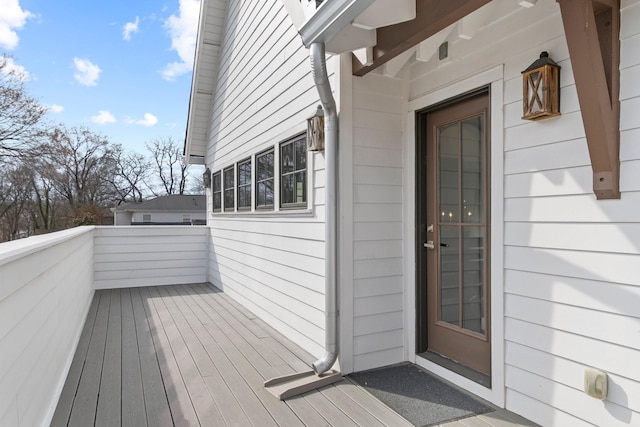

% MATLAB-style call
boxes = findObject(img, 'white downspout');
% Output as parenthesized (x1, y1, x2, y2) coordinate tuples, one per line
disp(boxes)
(310, 42, 339, 375)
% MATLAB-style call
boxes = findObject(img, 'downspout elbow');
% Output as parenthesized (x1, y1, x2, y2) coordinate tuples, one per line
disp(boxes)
(310, 42, 339, 375)
(313, 350, 338, 375)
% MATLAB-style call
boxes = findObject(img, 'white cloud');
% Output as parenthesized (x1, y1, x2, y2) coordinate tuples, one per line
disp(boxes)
(161, 61, 192, 81)
(0, 0, 33, 50)
(48, 104, 64, 113)
(137, 113, 158, 126)
(91, 110, 116, 124)
(73, 57, 101, 86)
(0, 56, 30, 81)
(161, 0, 200, 81)
(122, 16, 140, 41)
(126, 113, 158, 127)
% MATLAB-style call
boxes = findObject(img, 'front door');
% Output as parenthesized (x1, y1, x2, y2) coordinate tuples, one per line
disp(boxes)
(417, 90, 491, 376)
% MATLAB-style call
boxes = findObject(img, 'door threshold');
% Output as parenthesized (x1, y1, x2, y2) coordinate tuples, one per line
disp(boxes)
(418, 351, 491, 388)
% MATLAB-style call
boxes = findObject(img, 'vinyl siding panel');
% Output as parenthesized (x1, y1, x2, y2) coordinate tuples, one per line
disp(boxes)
(202, 0, 331, 358)
(404, 0, 640, 423)
(498, 1, 640, 424)
(351, 73, 405, 372)
(93, 227, 207, 289)
(0, 228, 94, 427)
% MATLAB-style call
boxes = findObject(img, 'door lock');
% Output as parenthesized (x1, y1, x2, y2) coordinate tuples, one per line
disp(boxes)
(424, 240, 435, 250)
(427, 224, 434, 233)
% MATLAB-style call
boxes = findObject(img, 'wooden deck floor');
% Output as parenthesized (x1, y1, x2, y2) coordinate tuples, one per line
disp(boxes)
(50, 283, 535, 427)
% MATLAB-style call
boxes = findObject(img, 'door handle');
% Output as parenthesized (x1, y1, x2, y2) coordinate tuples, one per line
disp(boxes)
(423, 241, 435, 250)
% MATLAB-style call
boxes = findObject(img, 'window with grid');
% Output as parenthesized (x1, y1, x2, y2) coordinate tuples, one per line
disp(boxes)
(212, 171, 222, 212)
(237, 157, 252, 210)
(223, 165, 234, 212)
(280, 135, 307, 208)
(256, 148, 274, 210)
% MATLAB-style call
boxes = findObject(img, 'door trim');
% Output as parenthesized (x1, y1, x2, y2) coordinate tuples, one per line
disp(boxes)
(404, 65, 505, 407)
(422, 89, 491, 377)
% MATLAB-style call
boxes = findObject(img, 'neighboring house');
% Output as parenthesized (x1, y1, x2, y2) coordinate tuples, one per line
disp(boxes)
(185, 0, 640, 425)
(112, 195, 206, 225)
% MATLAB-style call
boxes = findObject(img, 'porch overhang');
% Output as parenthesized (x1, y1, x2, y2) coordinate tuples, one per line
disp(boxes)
(284, 0, 623, 200)
(351, 0, 491, 76)
(298, 0, 378, 47)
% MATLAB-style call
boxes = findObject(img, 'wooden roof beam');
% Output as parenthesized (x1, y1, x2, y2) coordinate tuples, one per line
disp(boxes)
(352, 0, 491, 76)
(557, 0, 620, 199)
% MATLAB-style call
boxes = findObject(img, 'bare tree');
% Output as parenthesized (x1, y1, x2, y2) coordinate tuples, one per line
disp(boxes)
(41, 126, 118, 226)
(145, 136, 189, 195)
(0, 165, 33, 241)
(107, 144, 150, 203)
(30, 173, 57, 232)
(0, 55, 47, 159)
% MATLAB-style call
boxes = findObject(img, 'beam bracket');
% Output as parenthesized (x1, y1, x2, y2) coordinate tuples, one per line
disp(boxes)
(558, 0, 621, 199)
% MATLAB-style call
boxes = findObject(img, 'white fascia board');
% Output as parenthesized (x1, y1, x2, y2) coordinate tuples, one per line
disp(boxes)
(187, 155, 206, 165)
(184, 0, 210, 163)
(298, 0, 378, 47)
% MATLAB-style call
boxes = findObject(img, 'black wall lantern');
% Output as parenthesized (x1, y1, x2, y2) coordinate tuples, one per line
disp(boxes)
(522, 51, 561, 121)
(203, 167, 212, 189)
(307, 105, 325, 152)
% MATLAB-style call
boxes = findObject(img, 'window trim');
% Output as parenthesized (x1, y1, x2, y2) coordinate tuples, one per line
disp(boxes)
(223, 165, 235, 212)
(279, 134, 308, 210)
(237, 157, 252, 211)
(255, 147, 275, 211)
(212, 171, 222, 213)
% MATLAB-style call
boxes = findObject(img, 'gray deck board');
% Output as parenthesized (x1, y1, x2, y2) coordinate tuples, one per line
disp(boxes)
(120, 288, 147, 427)
(52, 283, 534, 427)
(67, 290, 110, 427)
(318, 382, 388, 427)
(50, 292, 100, 427)
(165, 286, 278, 427)
(130, 287, 174, 427)
(139, 286, 201, 426)
(95, 289, 122, 427)
(144, 286, 220, 426)
(300, 387, 360, 427)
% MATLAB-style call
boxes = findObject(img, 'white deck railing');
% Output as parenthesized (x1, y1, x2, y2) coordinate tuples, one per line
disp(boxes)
(0, 225, 208, 427)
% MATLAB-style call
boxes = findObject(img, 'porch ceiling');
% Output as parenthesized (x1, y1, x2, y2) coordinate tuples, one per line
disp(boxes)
(351, 0, 491, 76)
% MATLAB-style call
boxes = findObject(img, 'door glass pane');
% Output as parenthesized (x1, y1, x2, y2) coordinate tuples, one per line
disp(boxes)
(462, 226, 485, 334)
(439, 123, 459, 223)
(439, 226, 459, 326)
(461, 116, 483, 223)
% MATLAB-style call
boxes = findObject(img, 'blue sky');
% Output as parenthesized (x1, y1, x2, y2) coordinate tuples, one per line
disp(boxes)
(1, 0, 200, 154)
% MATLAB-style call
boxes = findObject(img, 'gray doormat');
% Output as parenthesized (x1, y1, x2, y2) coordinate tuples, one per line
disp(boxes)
(349, 364, 493, 427)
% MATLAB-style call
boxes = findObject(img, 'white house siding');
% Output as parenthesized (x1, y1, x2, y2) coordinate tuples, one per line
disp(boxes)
(350, 73, 406, 372)
(130, 211, 206, 224)
(94, 226, 207, 289)
(113, 210, 131, 226)
(400, 0, 640, 424)
(503, 2, 640, 425)
(0, 227, 94, 427)
(203, 0, 336, 358)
